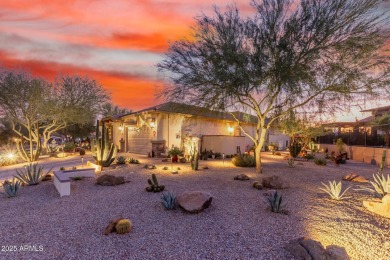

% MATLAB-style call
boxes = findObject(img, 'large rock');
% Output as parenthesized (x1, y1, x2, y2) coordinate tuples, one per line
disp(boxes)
(363, 194, 390, 219)
(285, 237, 350, 260)
(284, 238, 312, 260)
(298, 237, 328, 260)
(262, 176, 289, 189)
(177, 191, 212, 213)
(326, 245, 350, 260)
(234, 174, 250, 181)
(96, 174, 125, 186)
(342, 173, 368, 183)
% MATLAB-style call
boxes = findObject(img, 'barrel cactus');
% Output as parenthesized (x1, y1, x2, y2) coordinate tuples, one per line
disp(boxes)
(115, 219, 132, 234)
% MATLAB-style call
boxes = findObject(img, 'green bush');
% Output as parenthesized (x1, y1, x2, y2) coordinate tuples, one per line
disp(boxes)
(231, 155, 256, 167)
(63, 142, 75, 153)
(303, 154, 315, 160)
(314, 158, 327, 166)
(289, 142, 301, 158)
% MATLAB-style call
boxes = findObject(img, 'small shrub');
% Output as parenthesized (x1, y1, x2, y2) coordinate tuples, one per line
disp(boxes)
(231, 155, 256, 167)
(336, 138, 345, 153)
(72, 166, 77, 170)
(144, 164, 149, 169)
(116, 156, 127, 165)
(214, 152, 222, 159)
(314, 158, 327, 166)
(303, 154, 315, 160)
(162, 166, 169, 170)
(274, 152, 281, 156)
(357, 173, 389, 198)
(129, 158, 139, 164)
(1, 178, 21, 198)
(320, 181, 350, 200)
(177, 167, 181, 170)
(161, 192, 176, 210)
(63, 142, 76, 153)
(71, 176, 83, 181)
(14, 163, 51, 186)
(150, 165, 157, 169)
(79, 148, 86, 156)
(289, 142, 301, 158)
(60, 166, 66, 171)
(267, 191, 286, 214)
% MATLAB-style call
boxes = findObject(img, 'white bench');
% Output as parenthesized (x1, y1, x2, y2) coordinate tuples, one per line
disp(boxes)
(53, 168, 96, 197)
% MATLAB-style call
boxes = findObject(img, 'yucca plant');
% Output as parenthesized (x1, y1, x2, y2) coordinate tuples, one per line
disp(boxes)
(2, 178, 21, 197)
(161, 192, 177, 210)
(320, 180, 351, 200)
(267, 191, 286, 213)
(357, 173, 389, 198)
(14, 163, 51, 186)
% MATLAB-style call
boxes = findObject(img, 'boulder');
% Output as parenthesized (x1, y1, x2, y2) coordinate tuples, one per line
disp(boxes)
(96, 174, 125, 186)
(298, 237, 328, 260)
(284, 239, 312, 260)
(252, 181, 263, 190)
(363, 194, 390, 219)
(234, 174, 250, 181)
(177, 191, 212, 213)
(342, 173, 368, 183)
(263, 189, 277, 197)
(326, 245, 350, 260)
(262, 176, 289, 189)
(104, 218, 121, 235)
(285, 237, 351, 260)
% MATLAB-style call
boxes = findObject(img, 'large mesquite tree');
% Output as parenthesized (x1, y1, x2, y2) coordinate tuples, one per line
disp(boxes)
(158, 0, 390, 173)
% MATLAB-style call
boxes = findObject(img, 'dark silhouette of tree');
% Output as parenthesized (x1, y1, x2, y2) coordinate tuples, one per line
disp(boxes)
(158, 0, 390, 173)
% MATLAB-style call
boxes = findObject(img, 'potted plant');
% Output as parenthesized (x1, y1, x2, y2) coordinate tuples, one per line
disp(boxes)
(168, 146, 183, 162)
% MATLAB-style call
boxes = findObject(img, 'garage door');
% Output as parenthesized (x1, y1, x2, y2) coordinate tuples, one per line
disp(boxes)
(127, 125, 152, 154)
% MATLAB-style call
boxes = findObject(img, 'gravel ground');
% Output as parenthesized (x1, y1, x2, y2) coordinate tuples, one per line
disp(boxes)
(0, 153, 389, 260)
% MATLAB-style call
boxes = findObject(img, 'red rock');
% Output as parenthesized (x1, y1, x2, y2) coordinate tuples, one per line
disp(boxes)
(177, 191, 212, 213)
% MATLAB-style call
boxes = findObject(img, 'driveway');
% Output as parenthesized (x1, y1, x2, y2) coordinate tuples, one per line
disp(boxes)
(0, 153, 94, 181)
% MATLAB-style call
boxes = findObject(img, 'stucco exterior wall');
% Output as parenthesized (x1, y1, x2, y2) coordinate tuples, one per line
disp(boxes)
(319, 144, 390, 167)
(108, 111, 289, 155)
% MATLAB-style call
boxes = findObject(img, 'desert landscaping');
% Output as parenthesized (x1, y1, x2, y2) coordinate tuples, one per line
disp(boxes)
(1, 153, 389, 259)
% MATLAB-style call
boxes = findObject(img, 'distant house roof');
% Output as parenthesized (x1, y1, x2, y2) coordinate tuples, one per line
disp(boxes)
(110, 102, 259, 124)
(360, 105, 390, 113)
(322, 116, 374, 128)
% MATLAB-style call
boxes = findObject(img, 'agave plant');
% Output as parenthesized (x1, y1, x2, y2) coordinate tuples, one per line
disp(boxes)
(320, 180, 351, 200)
(116, 156, 127, 165)
(161, 192, 176, 210)
(287, 158, 296, 168)
(1, 178, 21, 197)
(267, 191, 286, 213)
(14, 163, 51, 186)
(358, 173, 389, 198)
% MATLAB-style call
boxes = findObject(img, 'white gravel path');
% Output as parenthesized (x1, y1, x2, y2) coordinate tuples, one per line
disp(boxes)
(0, 153, 389, 259)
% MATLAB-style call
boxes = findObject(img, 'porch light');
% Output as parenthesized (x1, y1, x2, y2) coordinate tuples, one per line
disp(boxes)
(150, 119, 156, 128)
(228, 126, 234, 133)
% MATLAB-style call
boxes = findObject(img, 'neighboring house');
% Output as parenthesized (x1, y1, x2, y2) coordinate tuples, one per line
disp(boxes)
(320, 105, 390, 146)
(102, 102, 289, 156)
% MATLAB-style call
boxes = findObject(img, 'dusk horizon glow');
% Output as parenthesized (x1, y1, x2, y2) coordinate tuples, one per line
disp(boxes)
(0, 0, 388, 120)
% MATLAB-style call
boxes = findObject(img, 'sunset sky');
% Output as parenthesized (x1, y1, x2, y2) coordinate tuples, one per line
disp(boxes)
(0, 0, 388, 121)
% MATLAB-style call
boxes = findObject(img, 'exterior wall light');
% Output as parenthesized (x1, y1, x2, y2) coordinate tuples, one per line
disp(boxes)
(150, 119, 156, 128)
(228, 126, 234, 134)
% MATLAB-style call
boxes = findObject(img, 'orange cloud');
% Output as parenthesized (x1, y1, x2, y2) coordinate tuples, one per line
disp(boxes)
(0, 50, 161, 111)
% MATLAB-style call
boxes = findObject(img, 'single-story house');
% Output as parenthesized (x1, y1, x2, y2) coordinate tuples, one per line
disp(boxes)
(102, 102, 289, 156)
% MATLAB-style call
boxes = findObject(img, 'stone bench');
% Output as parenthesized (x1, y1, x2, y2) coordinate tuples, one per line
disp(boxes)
(53, 168, 96, 197)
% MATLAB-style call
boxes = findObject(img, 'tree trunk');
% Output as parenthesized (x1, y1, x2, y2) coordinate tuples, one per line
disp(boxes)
(255, 127, 268, 173)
